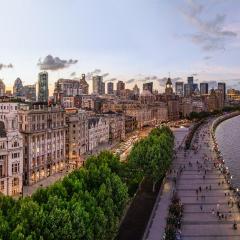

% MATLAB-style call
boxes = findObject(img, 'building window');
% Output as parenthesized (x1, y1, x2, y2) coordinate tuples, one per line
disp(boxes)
(12, 152, 20, 159)
(12, 177, 19, 187)
(12, 162, 20, 174)
(0, 165, 3, 177)
(0, 181, 4, 191)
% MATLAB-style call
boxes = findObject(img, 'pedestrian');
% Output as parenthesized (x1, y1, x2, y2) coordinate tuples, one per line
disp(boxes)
(199, 186, 202, 192)
(200, 205, 203, 211)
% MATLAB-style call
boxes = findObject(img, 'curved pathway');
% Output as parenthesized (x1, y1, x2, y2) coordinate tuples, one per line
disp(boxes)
(177, 120, 240, 239)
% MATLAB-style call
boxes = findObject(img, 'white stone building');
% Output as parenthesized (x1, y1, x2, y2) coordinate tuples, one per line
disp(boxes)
(0, 102, 23, 196)
(88, 116, 109, 152)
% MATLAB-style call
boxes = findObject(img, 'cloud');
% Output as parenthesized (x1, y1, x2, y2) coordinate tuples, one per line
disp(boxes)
(93, 69, 101, 75)
(151, 76, 158, 80)
(102, 73, 109, 78)
(126, 78, 135, 84)
(203, 56, 212, 60)
(37, 55, 78, 71)
(70, 72, 76, 77)
(86, 69, 102, 80)
(182, 0, 237, 51)
(0, 63, 13, 70)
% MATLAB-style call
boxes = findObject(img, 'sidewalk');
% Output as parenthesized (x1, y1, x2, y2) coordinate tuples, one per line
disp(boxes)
(144, 127, 189, 240)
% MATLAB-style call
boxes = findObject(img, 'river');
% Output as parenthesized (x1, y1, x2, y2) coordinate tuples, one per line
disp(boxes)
(215, 115, 240, 188)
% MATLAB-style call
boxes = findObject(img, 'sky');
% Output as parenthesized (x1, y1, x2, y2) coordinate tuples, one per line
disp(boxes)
(0, 0, 240, 94)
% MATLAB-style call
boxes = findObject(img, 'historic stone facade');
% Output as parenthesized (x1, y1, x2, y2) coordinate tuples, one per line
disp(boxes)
(18, 103, 67, 185)
(0, 102, 23, 196)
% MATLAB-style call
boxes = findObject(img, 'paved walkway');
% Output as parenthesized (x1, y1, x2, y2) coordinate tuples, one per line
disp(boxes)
(145, 127, 189, 240)
(177, 120, 240, 240)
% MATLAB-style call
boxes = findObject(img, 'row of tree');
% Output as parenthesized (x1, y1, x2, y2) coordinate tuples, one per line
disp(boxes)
(0, 126, 174, 240)
(127, 126, 174, 192)
(187, 105, 240, 121)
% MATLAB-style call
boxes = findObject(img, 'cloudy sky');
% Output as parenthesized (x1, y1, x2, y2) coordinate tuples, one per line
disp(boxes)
(0, 0, 240, 93)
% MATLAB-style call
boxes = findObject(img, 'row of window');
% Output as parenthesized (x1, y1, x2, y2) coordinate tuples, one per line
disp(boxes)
(12, 152, 20, 159)
(0, 162, 20, 177)
(0, 178, 19, 191)
(0, 105, 18, 110)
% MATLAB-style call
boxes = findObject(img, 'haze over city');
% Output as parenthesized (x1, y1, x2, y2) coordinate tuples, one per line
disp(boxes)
(1, 0, 240, 93)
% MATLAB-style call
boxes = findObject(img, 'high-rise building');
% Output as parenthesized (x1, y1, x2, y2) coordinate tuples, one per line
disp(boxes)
(101, 81, 105, 95)
(107, 82, 114, 94)
(13, 78, 24, 97)
(93, 75, 105, 95)
(79, 74, 89, 94)
(175, 82, 184, 96)
(193, 83, 198, 92)
(23, 85, 36, 102)
(116, 81, 125, 96)
(200, 83, 209, 95)
(187, 76, 194, 85)
(0, 79, 5, 97)
(184, 84, 192, 97)
(38, 71, 49, 102)
(218, 82, 226, 101)
(143, 82, 153, 93)
(0, 101, 23, 196)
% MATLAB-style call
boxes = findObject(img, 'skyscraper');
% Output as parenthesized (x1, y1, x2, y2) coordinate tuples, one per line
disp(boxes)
(187, 76, 194, 85)
(107, 82, 114, 94)
(0, 79, 5, 96)
(93, 75, 105, 95)
(175, 82, 184, 96)
(200, 83, 209, 95)
(143, 82, 153, 93)
(116, 81, 125, 95)
(218, 82, 226, 101)
(79, 74, 89, 94)
(38, 71, 49, 102)
(184, 76, 195, 97)
(184, 84, 192, 97)
(13, 78, 24, 97)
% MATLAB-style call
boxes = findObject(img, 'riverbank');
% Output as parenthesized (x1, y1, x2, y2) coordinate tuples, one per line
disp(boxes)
(211, 112, 240, 194)
(177, 118, 240, 239)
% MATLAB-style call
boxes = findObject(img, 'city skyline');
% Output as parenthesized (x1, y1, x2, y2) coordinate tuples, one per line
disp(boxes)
(1, 0, 240, 92)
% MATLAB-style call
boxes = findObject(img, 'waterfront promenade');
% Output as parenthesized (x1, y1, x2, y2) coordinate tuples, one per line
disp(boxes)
(144, 127, 189, 240)
(146, 119, 240, 240)
(178, 120, 240, 239)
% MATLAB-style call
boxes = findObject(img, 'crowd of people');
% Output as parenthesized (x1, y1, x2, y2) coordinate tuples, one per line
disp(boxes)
(173, 120, 240, 234)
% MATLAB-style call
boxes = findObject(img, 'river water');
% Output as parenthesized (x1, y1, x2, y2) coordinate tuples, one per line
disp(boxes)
(215, 115, 240, 188)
